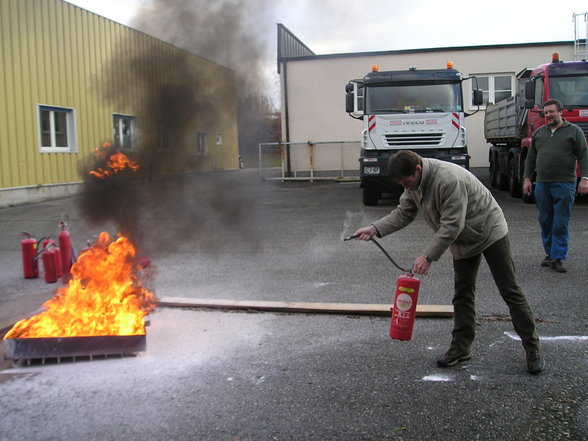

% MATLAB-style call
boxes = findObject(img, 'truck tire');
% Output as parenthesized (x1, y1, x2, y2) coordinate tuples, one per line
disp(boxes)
(490, 160, 498, 188)
(508, 160, 521, 198)
(362, 184, 379, 206)
(490, 158, 508, 190)
(496, 171, 508, 191)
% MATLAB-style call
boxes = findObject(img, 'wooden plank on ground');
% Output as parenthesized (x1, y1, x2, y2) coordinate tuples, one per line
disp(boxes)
(157, 297, 453, 317)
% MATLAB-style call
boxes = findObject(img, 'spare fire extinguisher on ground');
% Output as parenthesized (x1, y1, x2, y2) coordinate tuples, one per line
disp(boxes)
(41, 240, 62, 284)
(345, 234, 421, 341)
(21, 232, 39, 279)
(58, 219, 73, 276)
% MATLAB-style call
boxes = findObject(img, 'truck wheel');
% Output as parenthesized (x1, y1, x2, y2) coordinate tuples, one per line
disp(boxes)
(496, 173, 508, 191)
(362, 185, 379, 206)
(490, 159, 507, 190)
(508, 160, 521, 198)
(490, 161, 498, 188)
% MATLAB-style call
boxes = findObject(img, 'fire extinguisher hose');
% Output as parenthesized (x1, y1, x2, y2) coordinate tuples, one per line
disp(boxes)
(368, 237, 412, 274)
(344, 234, 411, 274)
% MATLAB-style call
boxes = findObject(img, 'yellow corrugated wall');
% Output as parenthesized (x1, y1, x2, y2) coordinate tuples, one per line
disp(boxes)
(0, 0, 239, 190)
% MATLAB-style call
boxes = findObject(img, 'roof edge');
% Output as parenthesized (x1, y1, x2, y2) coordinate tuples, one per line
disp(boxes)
(281, 41, 574, 62)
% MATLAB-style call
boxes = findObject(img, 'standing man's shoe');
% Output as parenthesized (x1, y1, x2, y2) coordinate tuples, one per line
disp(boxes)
(551, 259, 567, 273)
(526, 351, 545, 374)
(437, 349, 471, 367)
(541, 256, 554, 267)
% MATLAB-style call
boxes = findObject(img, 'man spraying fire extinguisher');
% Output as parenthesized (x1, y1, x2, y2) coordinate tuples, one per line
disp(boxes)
(352, 150, 544, 375)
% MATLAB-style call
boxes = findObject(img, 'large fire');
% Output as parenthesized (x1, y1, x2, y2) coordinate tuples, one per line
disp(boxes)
(4, 143, 154, 340)
(5, 232, 156, 339)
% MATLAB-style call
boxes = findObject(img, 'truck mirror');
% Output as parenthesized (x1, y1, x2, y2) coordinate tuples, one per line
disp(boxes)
(345, 92, 355, 113)
(524, 81, 535, 100)
(524, 99, 535, 109)
(472, 89, 483, 106)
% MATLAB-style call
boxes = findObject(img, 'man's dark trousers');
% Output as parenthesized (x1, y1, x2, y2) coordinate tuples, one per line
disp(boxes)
(451, 235, 540, 354)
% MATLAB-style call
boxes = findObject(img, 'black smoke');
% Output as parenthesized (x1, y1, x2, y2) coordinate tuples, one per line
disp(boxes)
(79, 0, 279, 257)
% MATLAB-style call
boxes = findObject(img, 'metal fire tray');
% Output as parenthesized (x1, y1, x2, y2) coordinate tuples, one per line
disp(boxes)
(3, 334, 146, 362)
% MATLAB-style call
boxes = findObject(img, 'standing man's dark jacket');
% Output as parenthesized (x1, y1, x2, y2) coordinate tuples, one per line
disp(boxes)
(524, 120, 588, 182)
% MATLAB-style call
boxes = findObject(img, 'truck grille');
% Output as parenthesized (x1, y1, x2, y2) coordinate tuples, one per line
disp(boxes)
(576, 122, 588, 138)
(384, 133, 443, 146)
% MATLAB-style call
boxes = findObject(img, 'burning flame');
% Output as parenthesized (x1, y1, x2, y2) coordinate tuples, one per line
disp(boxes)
(4, 232, 156, 339)
(89, 143, 139, 179)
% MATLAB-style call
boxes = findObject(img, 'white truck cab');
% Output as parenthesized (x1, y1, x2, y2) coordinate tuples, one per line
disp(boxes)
(346, 64, 482, 205)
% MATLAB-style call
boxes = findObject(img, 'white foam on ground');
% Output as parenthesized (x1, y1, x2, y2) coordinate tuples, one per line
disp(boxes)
(422, 374, 453, 382)
(504, 331, 588, 342)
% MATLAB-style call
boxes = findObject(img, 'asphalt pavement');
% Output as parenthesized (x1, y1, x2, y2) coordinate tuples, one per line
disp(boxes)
(0, 169, 587, 441)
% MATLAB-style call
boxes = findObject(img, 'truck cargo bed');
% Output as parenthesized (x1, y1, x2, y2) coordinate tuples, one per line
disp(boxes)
(484, 95, 525, 145)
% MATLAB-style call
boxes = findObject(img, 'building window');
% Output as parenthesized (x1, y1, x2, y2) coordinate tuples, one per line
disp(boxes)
(157, 124, 170, 150)
(471, 74, 514, 108)
(197, 131, 208, 155)
(216, 133, 223, 146)
(38, 105, 77, 153)
(113, 114, 136, 150)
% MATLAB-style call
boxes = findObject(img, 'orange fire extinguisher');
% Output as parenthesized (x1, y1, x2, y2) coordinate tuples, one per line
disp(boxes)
(21, 232, 39, 279)
(390, 274, 420, 341)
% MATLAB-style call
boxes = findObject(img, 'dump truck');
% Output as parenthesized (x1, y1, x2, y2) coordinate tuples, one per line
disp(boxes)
(485, 53, 588, 202)
(345, 63, 482, 206)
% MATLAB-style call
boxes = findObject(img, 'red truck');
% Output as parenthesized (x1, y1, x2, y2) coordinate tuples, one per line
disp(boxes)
(484, 53, 588, 202)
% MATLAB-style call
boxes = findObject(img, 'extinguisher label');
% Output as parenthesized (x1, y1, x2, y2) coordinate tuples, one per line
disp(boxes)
(395, 293, 413, 312)
(399, 286, 414, 293)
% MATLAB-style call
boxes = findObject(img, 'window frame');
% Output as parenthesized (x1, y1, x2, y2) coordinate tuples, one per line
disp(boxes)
(113, 113, 136, 150)
(197, 131, 208, 155)
(156, 124, 171, 151)
(37, 104, 78, 153)
(469, 73, 515, 109)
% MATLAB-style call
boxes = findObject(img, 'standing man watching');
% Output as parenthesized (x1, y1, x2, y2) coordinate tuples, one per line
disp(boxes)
(353, 150, 544, 374)
(523, 99, 588, 273)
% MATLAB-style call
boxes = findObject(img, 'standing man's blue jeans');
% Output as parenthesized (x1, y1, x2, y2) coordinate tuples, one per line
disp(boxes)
(534, 181, 576, 261)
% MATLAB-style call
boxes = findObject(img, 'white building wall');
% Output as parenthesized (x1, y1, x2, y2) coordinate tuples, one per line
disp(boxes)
(281, 44, 574, 167)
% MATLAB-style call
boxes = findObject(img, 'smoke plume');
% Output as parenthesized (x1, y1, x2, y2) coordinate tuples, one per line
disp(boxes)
(79, 0, 279, 257)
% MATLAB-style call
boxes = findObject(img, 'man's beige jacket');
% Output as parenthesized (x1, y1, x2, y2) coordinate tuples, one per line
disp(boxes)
(372, 158, 508, 261)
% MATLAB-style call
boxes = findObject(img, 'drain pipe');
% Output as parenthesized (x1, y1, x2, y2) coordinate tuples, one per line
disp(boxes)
(282, 61, 292, 177)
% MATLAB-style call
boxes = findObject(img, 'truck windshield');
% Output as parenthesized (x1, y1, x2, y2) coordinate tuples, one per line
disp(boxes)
(365, 83, 462, 114)
(549, 75, 588, 108)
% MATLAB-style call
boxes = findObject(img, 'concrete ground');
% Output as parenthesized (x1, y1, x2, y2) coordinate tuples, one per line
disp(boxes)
(0, 169, 587, 441)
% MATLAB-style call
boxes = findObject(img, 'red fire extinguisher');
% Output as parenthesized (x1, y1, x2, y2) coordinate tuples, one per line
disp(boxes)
(343, 236, 421, 340)
(42, 242, 62, 283)
(43, 239, 63, 278)
(389, 273, 421, 341)
(58, 220, 73, 277)
(21, 232, 39, 279)
(78, 240, 91, 258)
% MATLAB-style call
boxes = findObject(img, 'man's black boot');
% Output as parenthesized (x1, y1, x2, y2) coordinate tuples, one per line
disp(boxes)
(437, 349, 471, 367)
(551, 259, 567, 273)
(526, 351, 545, 375)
